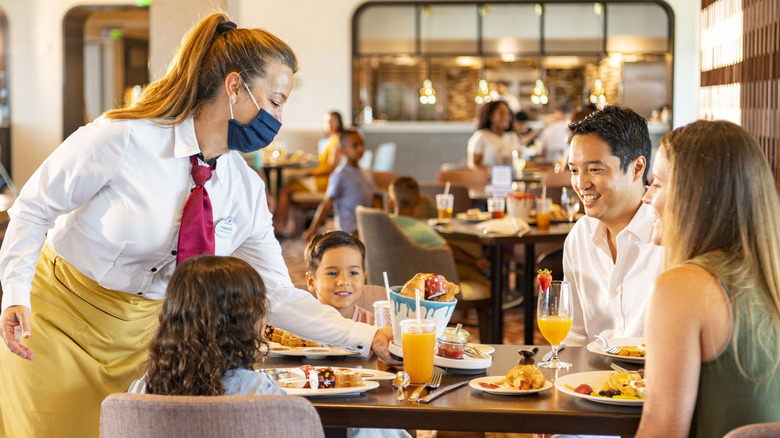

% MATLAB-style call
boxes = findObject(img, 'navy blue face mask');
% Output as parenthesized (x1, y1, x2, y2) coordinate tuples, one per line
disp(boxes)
(227, 81, 282, 153)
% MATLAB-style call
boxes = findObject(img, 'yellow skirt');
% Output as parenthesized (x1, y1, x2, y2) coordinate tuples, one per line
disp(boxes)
(0, 242, 162, 438)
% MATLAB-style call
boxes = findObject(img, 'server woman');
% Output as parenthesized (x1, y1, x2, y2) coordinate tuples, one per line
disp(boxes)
(0, 12, 392, 437)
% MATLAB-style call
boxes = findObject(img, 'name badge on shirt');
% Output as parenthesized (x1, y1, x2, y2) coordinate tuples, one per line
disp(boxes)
(215, 216, 236, 239)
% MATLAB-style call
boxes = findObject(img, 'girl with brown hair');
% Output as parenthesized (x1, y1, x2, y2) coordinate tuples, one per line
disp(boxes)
(129, 255, 283, 396)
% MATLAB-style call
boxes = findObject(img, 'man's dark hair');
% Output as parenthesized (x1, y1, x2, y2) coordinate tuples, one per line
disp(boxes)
(567, 105, 651, 184)
(305, 230, 366, 273)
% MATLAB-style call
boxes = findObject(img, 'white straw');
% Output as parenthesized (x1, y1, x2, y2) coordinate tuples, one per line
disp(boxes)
(415, 289, 422, 323)
(383, 271, 392, 302)
(542, 182, 547, 200)
(443, 181, 451, 196)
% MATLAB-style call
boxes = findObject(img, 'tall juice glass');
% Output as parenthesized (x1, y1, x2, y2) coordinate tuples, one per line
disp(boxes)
(537, 280, 572, 368)
(436, 194, 454, 221)
(400, 319, 436, 384)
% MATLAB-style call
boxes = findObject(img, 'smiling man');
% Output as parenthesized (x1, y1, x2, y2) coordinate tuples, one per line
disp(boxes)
(562, 105, 665, 346)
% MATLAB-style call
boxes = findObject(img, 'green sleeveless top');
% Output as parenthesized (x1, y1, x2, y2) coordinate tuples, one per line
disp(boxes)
(688, 252, 780, 438)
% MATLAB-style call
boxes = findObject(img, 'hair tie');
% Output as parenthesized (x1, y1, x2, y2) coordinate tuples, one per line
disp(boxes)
(216, 20, 237, 36)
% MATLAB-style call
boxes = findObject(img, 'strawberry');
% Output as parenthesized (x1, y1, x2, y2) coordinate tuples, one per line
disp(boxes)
(424, 274, 447, 300)
(537, 269, 552, 292)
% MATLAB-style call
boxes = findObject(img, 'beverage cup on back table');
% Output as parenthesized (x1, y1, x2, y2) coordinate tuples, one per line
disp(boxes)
(435, 194, 454, 221)
(373, 300, 392, 328)
(487, 197, 506, 219)
(536, 197, 553, 231)
(400, 318, 436, 384)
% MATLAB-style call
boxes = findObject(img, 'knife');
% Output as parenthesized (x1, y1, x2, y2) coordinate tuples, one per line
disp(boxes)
(418, 380, 469, 404)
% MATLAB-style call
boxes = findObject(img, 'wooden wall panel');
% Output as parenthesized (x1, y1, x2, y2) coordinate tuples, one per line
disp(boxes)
(700, 0, 780, 190)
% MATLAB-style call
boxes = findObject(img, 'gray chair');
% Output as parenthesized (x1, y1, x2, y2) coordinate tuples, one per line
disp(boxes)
(356, 206, 490, 341)
(100, 393, 324, 438)
(724, 423, 780, 438)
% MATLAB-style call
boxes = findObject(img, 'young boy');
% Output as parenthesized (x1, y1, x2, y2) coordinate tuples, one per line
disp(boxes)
(303, 130, 375, 241)
(304, 230, 374, 324)
(388, 176, 490, 301)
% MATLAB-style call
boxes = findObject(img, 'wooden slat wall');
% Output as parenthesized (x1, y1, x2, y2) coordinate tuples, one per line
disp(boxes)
(700, 0, 780, 190)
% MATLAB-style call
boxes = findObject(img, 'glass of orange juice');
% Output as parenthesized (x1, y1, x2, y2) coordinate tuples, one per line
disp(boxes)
(535, 197, 553, 231)
(400, 319, 436, 384)
(537, 280, 572, 368)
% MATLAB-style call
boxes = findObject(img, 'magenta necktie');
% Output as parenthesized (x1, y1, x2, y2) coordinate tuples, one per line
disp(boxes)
(177, 155, 216, 264)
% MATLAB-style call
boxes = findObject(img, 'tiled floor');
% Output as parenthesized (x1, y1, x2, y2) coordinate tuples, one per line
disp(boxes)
(279, 233, 546, 346)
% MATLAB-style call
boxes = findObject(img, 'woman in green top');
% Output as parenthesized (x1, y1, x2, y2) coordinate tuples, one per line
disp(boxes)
(638, 120, 780, 437)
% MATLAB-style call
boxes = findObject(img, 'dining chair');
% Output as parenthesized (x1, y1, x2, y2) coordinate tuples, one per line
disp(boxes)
(100, 393, 325, 438)
(372, 142, 397, 172)
(371, 170, 398, 193)
(358, 148, 373, 169)
(436, 169, 489, 193)
(723, 423, 780, 438)
(419, 182, 471, 214)
(356, 206, 490, 341)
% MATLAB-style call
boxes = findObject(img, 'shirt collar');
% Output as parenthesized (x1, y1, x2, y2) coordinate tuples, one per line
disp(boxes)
(173, 115, 200, 158)
(589, 202, 655, 246)
(173, 115, 226, 187)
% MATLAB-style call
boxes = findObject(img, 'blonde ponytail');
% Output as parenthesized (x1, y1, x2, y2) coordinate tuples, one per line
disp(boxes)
(105, 12, 297, 125)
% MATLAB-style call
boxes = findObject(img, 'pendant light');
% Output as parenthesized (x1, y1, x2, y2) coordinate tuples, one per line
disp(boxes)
(530, 79, 549, 105)
(419, 58, 437, 105)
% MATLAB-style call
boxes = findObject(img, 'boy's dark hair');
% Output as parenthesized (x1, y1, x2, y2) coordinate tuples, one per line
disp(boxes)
(515, 110, 530, 122)
(567, 105, 652, 184)
(305, 230, 366, 273)
(389, 176, 420, 210)
(338, 129, 362, 149)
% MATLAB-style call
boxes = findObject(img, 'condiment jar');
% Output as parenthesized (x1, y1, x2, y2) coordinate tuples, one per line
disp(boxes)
(437, 327, 469, 359)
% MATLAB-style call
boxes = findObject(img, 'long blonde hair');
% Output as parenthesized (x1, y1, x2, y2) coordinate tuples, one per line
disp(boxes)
(662, 120, 780, 379)
(105, 12, 298, 125)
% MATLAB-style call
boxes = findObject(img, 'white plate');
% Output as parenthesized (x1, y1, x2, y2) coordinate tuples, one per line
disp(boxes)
(455, 211, 491, 222)
(284, 380, 379, 397)
(585, 337, 646, 364)
(469, 376, 553, 396)
(267, 342, 359, 359)
(554, 371, 644, 406)
(388, 341, 492, 370)
(328, 367, 396, 381)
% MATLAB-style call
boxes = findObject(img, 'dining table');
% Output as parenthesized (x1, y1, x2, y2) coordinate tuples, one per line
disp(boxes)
(259, 344, 642, 437)
(261, 158, 318, 200)
(434, 220, 574, 344)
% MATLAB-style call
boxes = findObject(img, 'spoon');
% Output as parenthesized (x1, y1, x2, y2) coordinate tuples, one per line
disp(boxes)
(392, 371, 410, 401)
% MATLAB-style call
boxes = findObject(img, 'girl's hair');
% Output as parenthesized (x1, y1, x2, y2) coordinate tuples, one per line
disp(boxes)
(105, 12, 298, 125)
(662, 119, 780, 379)
(144, 255, 268, 396)
(477, 100, 511, 131)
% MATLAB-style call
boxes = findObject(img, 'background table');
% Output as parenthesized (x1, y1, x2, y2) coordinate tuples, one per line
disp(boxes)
(260, 345, 642, 436)
(435, 221, 573, 344)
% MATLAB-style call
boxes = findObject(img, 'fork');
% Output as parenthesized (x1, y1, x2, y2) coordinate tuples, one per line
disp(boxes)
(408, 372, 443, 402)
(595, 335, 622, 355)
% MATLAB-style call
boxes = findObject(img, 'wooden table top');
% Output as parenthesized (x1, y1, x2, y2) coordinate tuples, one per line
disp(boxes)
(259, 345, 643, 435)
